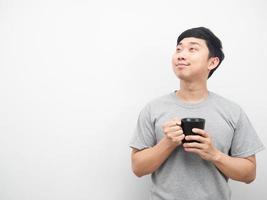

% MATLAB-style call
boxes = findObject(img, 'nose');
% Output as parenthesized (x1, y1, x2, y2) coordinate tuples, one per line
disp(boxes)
(177, 50, 186, 61)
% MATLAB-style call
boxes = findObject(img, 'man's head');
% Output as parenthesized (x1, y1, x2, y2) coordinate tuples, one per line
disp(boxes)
(172, 27, 224, 80)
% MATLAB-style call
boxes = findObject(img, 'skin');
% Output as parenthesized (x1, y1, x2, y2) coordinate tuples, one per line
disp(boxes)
(131, 37, 256, 184)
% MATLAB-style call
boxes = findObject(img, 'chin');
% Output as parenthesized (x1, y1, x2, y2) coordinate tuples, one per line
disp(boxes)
(175, 73, 192, 81)
(174, 71, 186, 78)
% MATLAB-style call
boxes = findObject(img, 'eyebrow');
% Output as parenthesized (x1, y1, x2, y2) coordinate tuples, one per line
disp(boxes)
(177, 42, 201, 47)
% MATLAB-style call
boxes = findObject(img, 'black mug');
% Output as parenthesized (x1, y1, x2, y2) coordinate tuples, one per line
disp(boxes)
(181, 118, 205, 143)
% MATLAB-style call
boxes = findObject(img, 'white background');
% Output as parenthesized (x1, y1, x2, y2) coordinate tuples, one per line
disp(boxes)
(0, 0, 266, 199)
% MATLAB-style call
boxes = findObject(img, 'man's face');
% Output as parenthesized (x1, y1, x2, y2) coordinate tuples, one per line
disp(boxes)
(172, 37, 215, 81)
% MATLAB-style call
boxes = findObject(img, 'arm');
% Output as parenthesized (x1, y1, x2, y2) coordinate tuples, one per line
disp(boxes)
(183, 128, 256, 184)
(212, 153, 256, 184)
(131, 137, 178, 177)
(131, 118, 185, 177)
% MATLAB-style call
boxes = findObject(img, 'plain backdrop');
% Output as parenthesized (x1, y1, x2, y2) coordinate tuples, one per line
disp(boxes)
(0, 0, 266, 199)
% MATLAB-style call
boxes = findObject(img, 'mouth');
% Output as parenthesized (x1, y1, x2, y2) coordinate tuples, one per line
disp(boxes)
(175, 63, 190, 69)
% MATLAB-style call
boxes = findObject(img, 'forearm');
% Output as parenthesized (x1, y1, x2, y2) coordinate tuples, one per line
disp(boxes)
(132, 137, 178, 177)
(212, 151, 256, 183)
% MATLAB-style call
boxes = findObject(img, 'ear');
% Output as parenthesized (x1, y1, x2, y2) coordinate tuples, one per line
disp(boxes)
(208, 57, 220, 71)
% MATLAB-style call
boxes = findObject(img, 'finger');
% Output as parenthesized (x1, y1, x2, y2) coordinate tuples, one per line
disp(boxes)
(192, 128, 209, 138)
(166, 126, 182, 132)
(183, 142, 204, 149)
(183, 147, 202, 155)
(162, 119, 182, 130)
(185, 135, 206, 143)
(172, 134, 185, 142)
(168, 130, 183, 137)
(162, 120, 179, 128)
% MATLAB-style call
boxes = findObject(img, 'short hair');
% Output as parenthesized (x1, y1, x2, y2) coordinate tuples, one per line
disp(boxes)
(177, 27, 225, 79)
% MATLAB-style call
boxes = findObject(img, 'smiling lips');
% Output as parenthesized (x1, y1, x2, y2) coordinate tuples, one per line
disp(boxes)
(176, 63, 190, 69)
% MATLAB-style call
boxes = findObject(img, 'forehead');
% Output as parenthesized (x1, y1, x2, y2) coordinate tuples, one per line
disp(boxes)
(177, 37, 207, 47)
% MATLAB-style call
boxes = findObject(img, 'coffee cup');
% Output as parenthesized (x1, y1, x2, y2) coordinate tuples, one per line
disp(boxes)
(181, 118, 205, 143)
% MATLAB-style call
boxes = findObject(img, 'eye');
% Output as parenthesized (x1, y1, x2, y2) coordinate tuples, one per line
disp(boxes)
(176, 47, 182, 52)
(189, 47, 197, 52)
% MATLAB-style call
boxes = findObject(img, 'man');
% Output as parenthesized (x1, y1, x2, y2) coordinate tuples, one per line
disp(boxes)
(129, 27, 264, 200)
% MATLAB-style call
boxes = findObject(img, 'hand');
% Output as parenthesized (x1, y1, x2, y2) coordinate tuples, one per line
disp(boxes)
(162, 117, 185, 147)
(183, 128, 220, 161)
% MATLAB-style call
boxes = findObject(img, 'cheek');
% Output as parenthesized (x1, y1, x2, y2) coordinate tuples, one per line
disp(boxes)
(191, 54, 207, 65)
(171, 54, 176, 62)
(190, 53, 202, 61)
(172, 56, 175, 64)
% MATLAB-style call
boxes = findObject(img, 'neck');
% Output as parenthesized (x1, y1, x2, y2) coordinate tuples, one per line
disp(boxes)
(176, 80, 208, 103)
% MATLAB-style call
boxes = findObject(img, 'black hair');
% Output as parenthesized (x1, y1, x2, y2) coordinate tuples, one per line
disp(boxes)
(177, 27, 224, 79)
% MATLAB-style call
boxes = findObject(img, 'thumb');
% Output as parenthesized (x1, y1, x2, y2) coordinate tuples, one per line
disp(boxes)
(173, 117, 181, 125)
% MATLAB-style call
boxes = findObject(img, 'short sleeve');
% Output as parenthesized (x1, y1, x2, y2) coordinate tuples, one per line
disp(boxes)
(129, 104, 157, 150)
(230, 108, 265, 157)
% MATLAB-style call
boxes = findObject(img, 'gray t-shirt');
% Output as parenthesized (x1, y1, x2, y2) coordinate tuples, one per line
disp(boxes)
(129, 91, 264, 200)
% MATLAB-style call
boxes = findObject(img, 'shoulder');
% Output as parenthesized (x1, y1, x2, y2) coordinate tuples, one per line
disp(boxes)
(210, 91, 242, 112)
(138, 92, 174, 116)
(143, 92, 174, 109)
(209, 91, 243, 122)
